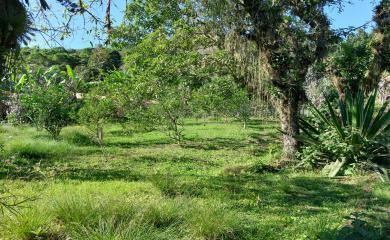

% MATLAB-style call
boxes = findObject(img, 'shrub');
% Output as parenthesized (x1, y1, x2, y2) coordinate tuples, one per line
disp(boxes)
(20, 84, 77, 139)
(16, 66, 81, 139)
(297, 89, 389, 181)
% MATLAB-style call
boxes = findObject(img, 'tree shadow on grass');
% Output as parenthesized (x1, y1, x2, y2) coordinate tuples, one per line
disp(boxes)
(248, 131, 281, 156)
(249, 132, 281, 145)
(56, 168, 146, 181)
(5, 161, 383, 213)
(182, 137, 248, 151)
(131, 155, 219, 166)
(2, 158, 388, 239)
(0, 153, 219, 181)
(103, 139, 172, 148)
(150, 174, 389, 239)
(182, 120, 227, 126)
(318, 210, 390, 240)
(157, 175, 386, 210)
(153, 175, 370, 205)
(246, 119, 278, 131)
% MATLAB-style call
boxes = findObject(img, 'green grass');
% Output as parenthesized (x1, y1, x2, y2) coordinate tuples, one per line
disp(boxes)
(0, 119, 388, 239)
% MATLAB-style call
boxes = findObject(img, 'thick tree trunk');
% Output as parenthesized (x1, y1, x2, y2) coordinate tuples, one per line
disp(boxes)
(278, 97, 299, 162)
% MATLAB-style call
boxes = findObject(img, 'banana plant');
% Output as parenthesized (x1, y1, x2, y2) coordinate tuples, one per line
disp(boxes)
(297, 89, 389, 180)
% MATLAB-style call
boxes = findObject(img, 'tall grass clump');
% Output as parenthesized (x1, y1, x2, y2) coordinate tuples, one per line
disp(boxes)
(61, 126, 98, 146)
(1, 207, 65, 240)
(4, 138, 72, 159)
(184, 200, 244, 239)
(0, 181, 247, 240)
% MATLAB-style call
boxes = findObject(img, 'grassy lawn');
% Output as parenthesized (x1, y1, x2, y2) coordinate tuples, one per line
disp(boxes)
(0, 120, 388, 239)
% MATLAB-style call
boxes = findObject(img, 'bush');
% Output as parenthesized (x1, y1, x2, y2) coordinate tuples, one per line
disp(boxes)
(20, 84, 77, 139)
(297, 89, 389, 181)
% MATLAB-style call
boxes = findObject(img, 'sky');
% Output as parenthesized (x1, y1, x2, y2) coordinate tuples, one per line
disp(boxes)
(27, 0, 380, 49)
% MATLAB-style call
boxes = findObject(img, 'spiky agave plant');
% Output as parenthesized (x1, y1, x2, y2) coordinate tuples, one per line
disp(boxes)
(297, 89, 389, 181)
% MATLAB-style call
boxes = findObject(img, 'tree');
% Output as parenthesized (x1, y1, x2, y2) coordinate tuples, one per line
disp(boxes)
(78, 89, 115, 144)
(327, 0, 389, 97)
(202, 0, 339, 160)
(1, 0, 117, 77)
(111, 0, 188, 47)
(94, 70, 165, 136)
(366, 0, 390, 91)
(18, 66, 78, 138)
(85, 47, 122, 81)
(154, 85, 191, 144)
(327, 31, 373, 96)
(192, 76, 251, 127)
(229, 89, 252, 128)
(119, 25, 201, 142)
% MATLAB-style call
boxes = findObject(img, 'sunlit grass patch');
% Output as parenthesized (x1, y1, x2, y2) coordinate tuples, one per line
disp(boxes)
(3, 138, 72, 160)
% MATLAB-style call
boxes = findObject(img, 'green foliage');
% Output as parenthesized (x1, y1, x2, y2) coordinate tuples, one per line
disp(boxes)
(192, 77, 232, 118)
(111, 0, 192, 47)
(328, 31, 374, 94)
(0, 0, 30, 77)
(83, 48, 122, 81)
(20, 84, 76, 139)
(110, 8, 250, 139)
(228, 88, 252, 126)
(101, 71, 153, 132)
(297, 89, 389, 180)
(16, 65, 79, 138)
(113, 22, 244, 140)
(18, 47, 122, 86)
(78, 89, 116, 143)
(192, 77, 252, 126)
(153, 86, 191, 143)
(19, 47, 81, 70)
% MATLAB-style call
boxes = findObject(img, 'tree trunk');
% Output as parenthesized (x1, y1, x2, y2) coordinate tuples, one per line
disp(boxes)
(97, 124, 104, 144)
(278, 97, 299, 162)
